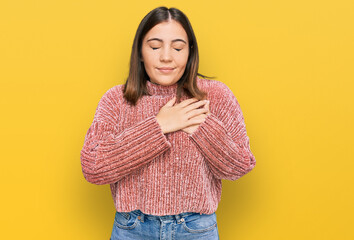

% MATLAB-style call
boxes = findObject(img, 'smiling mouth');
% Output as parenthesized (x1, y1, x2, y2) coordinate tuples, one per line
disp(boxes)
(157, 67, 175, 73)
(157, 67, 175, 70)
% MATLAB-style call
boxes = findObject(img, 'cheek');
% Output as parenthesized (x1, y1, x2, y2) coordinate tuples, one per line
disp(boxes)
(177, 53, 189, 68)
(141, 48, 155, 66)
(179, 56, 188, 68)
(142, 55, 156, 69)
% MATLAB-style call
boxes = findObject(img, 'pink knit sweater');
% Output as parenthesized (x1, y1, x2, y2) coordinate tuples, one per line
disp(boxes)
(80, 77, 256, 216)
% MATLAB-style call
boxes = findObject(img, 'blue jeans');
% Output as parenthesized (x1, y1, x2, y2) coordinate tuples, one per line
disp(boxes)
(110, 209, 220, 240)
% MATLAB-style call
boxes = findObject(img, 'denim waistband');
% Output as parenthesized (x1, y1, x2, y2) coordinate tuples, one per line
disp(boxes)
(130, 209, 197, 222)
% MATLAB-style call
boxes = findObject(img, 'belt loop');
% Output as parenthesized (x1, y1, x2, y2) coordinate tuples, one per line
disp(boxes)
(137, 210, 144, 223)
(176, 213, 184, 224)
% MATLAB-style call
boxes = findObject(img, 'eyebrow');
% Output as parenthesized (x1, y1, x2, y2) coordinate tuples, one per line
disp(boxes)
(146, 38, 187, 44)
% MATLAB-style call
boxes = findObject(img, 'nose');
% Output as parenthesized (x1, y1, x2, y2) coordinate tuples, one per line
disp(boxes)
(160, 47, 172, 62)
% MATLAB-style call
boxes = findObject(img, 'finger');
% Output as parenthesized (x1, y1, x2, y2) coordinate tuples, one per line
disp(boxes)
(202, 100, 210, 114)
(164, 96, 176, 107)
(183, 100, 207, 114)
(186, 108, 208, 119)
(176, 97, 199, 108)
(187, 115, 207, 125)
(204, 100, 210, 111)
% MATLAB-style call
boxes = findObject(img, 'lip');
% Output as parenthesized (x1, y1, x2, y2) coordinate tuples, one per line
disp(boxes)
(157, 67, 175, 73)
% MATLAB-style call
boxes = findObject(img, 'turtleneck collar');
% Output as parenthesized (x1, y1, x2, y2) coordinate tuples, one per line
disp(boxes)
(146, 79, 178, 96)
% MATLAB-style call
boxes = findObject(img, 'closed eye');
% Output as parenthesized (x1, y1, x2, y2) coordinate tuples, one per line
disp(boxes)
(151, 47, 182, 51)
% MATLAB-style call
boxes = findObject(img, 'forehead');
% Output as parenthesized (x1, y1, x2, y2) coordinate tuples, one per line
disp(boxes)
(144, 20, 188, 42)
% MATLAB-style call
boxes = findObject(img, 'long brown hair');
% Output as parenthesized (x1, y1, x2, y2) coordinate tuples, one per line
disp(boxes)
(123, 6, 214, 106)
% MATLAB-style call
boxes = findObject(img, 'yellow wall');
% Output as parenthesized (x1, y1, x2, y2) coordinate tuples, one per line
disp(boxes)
(1, 0, 353, 239)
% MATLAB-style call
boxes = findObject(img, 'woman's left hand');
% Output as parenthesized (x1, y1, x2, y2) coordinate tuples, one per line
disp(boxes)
(182, 100, 210, 135)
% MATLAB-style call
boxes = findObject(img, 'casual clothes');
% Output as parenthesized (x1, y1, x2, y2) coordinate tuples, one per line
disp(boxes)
(110, 210, 219, 239)
(80, 77, 256, 216)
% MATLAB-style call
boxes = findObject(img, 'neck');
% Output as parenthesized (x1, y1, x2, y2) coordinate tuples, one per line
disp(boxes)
(146, 79, 179, 96)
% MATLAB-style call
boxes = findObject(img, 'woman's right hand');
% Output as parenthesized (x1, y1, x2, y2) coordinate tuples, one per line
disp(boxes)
(155, 96, 209, 134)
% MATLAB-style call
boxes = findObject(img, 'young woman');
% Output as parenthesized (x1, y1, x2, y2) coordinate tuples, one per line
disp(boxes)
(80, 6, 256, 240)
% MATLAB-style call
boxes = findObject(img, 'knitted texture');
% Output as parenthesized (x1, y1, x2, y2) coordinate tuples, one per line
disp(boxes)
(80, 77, 256, 216)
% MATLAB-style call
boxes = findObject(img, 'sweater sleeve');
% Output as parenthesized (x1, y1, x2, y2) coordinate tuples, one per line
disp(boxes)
(188, 82, 256, 181)
(80, 87, 172, 185)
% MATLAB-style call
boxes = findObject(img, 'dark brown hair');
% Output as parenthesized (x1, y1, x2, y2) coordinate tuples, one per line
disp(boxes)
(123, 6, 214, 106)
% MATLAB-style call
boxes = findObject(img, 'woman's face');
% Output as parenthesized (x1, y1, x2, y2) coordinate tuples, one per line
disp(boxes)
(141, 20, 189, 86)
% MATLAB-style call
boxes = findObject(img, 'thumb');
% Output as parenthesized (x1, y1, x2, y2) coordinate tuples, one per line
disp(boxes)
(165, 96, 176, 107)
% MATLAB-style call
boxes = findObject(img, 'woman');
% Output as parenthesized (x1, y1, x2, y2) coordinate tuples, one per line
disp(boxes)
(80, 6, 256, 240)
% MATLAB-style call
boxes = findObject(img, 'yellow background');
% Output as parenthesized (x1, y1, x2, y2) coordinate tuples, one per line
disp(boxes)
(1, 0, 353, 239)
